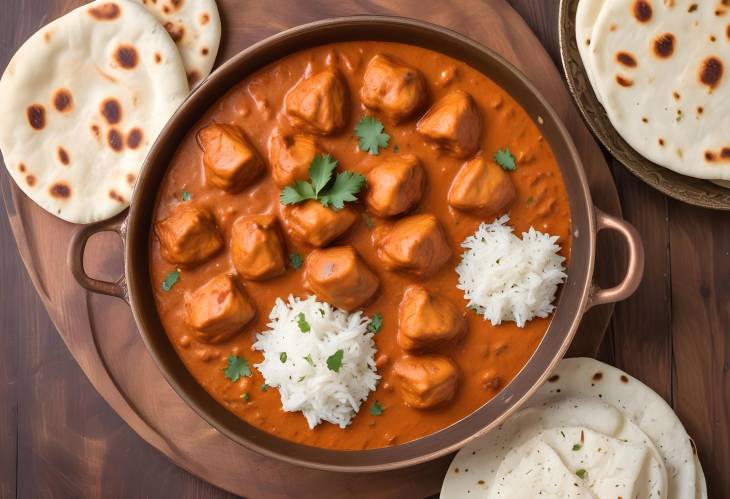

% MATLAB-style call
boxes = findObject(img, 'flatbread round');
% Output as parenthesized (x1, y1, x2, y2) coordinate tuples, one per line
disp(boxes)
(0, 0, 189, 223)
(133, 0, 221, 87)
(586, 0, 730, 180)
(441, 358, 706, 499)
(575, 0, 605, 103)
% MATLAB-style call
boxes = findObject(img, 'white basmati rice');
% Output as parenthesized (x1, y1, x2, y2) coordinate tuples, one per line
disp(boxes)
(456, 215, 567, 328)
(252, 295, 380, 429)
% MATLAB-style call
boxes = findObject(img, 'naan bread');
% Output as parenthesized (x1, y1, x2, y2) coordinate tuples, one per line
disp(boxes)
(442, 397, 668, 498)
(531, 357, 702, 498)
(0, 0, 189, 223)
(133, 0, 221, 87)
(586, 0, 730, 180)
(441, 358, 707, 499)
(575, 0, 605, 103)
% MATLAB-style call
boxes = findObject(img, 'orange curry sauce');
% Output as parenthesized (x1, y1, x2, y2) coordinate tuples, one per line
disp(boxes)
(150, 42, 571, 450)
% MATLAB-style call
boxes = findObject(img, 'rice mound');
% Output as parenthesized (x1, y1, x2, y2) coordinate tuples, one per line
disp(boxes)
(253, 295, 380, 429)
(456, 215, 566, 328)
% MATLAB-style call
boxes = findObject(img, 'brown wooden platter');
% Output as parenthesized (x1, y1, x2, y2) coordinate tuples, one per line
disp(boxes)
(0, 0, 627, 497)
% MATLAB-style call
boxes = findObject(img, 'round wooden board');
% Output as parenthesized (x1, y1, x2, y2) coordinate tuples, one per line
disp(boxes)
(1, 1, 626, 497)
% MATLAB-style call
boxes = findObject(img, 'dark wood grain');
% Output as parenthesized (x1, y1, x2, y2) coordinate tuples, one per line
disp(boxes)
(0, 0, 727, 498)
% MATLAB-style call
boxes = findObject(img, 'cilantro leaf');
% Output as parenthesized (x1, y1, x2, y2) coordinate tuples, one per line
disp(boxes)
(303, 354, 314, 366)
(280, 352, 288, 363)
(297, 312, 311, 333)
(572, 443, 582, 451)
(308, 154, 338, 196)
(368, 312, 383, 334)
(279, 154, 364, 210)
(355, 116, 390, 155)
(161, 270, 180, 292)
(362, 213, 374, 229)
(576, 469, 587, 479)
(260, 383, 269, 392)
(241, 392, 250, 401)
(494, 148, 517, 171)
(280, 180, 316, 205)
(326, 349, 344, 372)
(370, 401, 384, 416)
(289, 252, 303, 269)
(181, 190, 191, 201)
(319, 170, 365, 210)
(224, 355, 252, 382)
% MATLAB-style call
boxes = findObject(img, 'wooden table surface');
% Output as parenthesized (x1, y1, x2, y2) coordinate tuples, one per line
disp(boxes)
(0, 1, 727, 498)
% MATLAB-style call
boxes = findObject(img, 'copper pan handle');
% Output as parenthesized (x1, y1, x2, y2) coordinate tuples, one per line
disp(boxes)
(587, 207, 644, 308)
(67, 213, 128, 302)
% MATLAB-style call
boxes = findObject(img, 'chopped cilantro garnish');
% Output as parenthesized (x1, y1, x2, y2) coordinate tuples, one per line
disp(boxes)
(224, 355, 252, 382)
(572, 444, 582, 451)
(355, 116, 390, 155)
(326, 349, 344, 372)
(289, 252, 303, 269)
(370, 401, 384, 416)
(576, 469, 587, 479)
(494, 148, 517, 171)
(527, 196, 534, 205)
(181, 190, 191, 201)
(280, 154, 365, 210)
(318, 308, 325, 317)
(303, 354, 314, 366)
(297, 375, 306, 382)
(393, 145, 400, 153)
(161, 270, 180, 292)
(280, 352, 287, 363)
(297, 312, 311, 333)
(362, 213, 374, 230)
(241, 392, 250, 402)
(260, 383, 269, 392)
(368, 312, 383, 334)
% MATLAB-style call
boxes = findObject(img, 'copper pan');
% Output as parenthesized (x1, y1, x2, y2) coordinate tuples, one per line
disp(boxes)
(67, 16, 644, 472)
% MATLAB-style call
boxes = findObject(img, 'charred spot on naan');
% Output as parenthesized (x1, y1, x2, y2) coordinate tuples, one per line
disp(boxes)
(108, 189, 126, 203)
(200, 12, 210, 25)
(100, 98, 122, 125)
(53, 89, 73, 113)
(108, 128, 124, 152)
(615, 75, 634, 87)
(154, 53, 162, 64)
(49, 182, 71, 199)
(126, 173, 136, 185)
(162, 0, 184, 15)
(653, 33, 676, 58)
(633, 0, 653, 22)
(26, 175, 36, 187)
(114, 45, 139, 70)
(699, 56, 724, 89)
(616, 51, 638, 67)
(126, 128, 144, 149)
(18, 163, 26, 173)
(704, 147, 730, 162)
(27, 104, 46, 130)
(164, 22, 185, 43)
(58, 147, 70, 165)
(201, 47, 209, 56)
(88, 2, 121, 21)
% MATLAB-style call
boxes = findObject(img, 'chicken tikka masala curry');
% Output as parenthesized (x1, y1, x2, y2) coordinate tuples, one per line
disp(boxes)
(150, 41, 571, 450)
